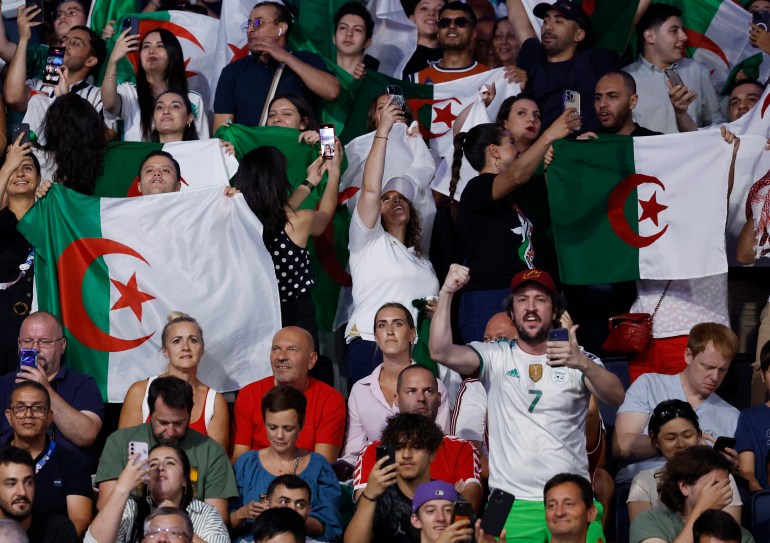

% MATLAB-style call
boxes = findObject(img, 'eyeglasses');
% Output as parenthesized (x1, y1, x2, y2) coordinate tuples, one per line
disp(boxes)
(143, 528, 191, 542)
(10, 404, 48, 418)
(55, 7, 83, 19)
(437, 16, 472, 29)
(17, 338, 63, 349)
(240, 18, 278, 32)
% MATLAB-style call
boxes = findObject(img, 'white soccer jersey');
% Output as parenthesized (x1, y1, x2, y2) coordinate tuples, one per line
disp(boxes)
(472, 339, 600, 500)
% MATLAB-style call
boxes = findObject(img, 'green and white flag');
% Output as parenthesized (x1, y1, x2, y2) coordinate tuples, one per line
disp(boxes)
(19, 185, 281, 402)
(548, 130, 733, 284)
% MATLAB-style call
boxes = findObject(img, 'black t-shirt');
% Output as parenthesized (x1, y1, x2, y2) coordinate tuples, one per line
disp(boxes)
(630, 123, 661, 137)
(403, 45, 442, 80)
(368, 485, 419, 543)
(458, 173, 534, 290)
(28, 439, 93, 517)
(517, 38, 619, 132)
(27, 510, 77, 543)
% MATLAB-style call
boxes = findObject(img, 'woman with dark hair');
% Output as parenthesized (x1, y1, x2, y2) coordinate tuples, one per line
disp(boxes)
(233, 143, 342, 348)
(448, 102, 577, 343)
(231, 386, 341, 542)
(150, 91, 198, 142)
(366, 93, 416, 133)
(629, 445, 752, 543)
(341, 302, 450, 464)
(102, 26, 209, 141)
(266, 94, 321, 146)
(37, 92, 106, 195)
(84, 443, 229, 543)
(344, 98, 439, 385)
(0, 134, 44, 375)
(627, 400, 742, 523)
(118, 312, 229, 451)
(490, 17, 521, 68)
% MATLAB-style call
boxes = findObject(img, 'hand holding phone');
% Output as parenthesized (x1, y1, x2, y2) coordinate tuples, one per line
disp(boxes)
(42, 47, 65, 86)
(376, 444, 395, 467)
(19, 349, 38, 370)
(386, 85, 406, 111)
(122, 17, 140, 36)
(714, 436, 737, 453)
(664, 68, 685, 88)
(548, 328, 569, 343)
(11, 123, 31, 146)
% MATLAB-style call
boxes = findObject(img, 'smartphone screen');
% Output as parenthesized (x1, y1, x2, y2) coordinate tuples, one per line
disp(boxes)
(11, 123, 31, 145)
(386, 85, 406, 110)
(43, 47, 65, 86)
(19, 349, 38, 369)
(320, 124, 335, 160)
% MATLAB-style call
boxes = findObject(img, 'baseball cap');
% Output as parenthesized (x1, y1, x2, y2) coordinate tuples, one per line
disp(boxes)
(509, 269, 556, 295)
(533, 0, 591, 31)
(412, 481, 458, 513)
(382, 175, 417, 203)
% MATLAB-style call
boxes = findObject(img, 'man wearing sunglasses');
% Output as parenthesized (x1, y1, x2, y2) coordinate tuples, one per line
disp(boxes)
(413, 1, 489, 84)
(213, 1, 340, 132)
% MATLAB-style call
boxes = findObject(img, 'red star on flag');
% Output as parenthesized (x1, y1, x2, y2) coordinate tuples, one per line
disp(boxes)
(638, 192, 668, 226)
(228, 43, 250, 62)
(183, 58, 198, 79)
(110, 273, 156, 321)
(433, 103, 457, 129)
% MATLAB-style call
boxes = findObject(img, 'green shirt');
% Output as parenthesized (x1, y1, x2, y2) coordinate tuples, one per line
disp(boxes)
(94, 424, 238, 501)
(630, 509, 755, 543)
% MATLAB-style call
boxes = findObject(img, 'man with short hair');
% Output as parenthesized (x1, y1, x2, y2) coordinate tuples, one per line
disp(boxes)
(333, 2, 379, 78)
(213, 1, 340, 131)
(344, 413, 444, 543)
(727, 79, 764, 123)
(580, 71, 659, 137)
(254, 508, 306, 543)
(267, 474, 312, 518)
(544, 473, 598, 543)
(137, 150, 182, 195)
(0, 445, 77, 542)
(623, 3, 724, 134)
(4, 381, 92, 538)
(413, 1, 489, 84)
(692, 509, 742, 543)
(506, 0, 626, 130)
(142, 506, 194, 543)
(232, 326, 346, 464)
(353, 365, 482, 510)
(430, 265, 625, 541)
(614, 323, 740, 474)
(0, 311, 104, 470)
(94, 376, 237, 522)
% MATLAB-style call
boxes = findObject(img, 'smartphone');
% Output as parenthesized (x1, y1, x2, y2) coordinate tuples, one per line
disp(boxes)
(376, 444, 396, 467)
(481, 489, 515, 537)
(128, 440, 149, 462)
(664, 68, 685, 88)
(42, 47, 65, 86)
(319, 124, 335, 160)
(386, 84, 406, 111)
(25, 0, 43, 23)
(451, 500, 476, 533)
(714, 436, 737, 452)
(19, 349, 37, 369)
(753, 10, 770, 32)
(122, 17, 140, 35)
(563, 89, 580, 116)
(548, 328, 569, 342)
(11, 123, 31, 145)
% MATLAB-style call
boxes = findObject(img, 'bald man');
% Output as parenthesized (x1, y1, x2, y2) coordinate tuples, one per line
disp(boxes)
(231, 327, 346, 463)
(483, 312, 518, 342)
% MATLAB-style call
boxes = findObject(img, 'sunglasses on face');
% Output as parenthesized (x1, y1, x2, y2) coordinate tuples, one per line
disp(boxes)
(437, 16, 472, 29)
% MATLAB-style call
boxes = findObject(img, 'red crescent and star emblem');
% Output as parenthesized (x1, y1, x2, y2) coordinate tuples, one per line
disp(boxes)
(57, 238, 156, 352)
(607, 174, 668, 248)
(406, 97, 461, 139)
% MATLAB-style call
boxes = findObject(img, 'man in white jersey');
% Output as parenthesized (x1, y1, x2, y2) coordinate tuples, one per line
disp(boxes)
(429, 265, 625, 543)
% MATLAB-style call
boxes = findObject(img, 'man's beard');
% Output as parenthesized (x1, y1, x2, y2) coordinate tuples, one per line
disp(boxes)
(515, 312, 551, 345)
(153, 429, 187, 446)
(0, 498, 31, 522)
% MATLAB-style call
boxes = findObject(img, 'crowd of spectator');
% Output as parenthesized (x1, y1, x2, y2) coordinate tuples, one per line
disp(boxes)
(0, 0, 769, 542)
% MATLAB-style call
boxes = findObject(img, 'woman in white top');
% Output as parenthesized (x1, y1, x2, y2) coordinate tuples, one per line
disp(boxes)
(345, 97, 439, 385)
(102, 27, 209, 141)
(627, 399, 741, 523)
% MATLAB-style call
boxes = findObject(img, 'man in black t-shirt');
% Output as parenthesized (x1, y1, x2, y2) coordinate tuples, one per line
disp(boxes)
(344, 414, 444, 543)
(505, 0, 646, 131)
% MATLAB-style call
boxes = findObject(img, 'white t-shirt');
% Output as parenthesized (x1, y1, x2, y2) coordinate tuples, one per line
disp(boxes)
(106, 82, 210, 141)
(472, 340, 598, 500)
(451, 378, 487, 452)
(345, 207, 439, 343)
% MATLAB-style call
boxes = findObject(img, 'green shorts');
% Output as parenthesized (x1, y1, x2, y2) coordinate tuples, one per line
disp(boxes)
(502, 499, 605, 543)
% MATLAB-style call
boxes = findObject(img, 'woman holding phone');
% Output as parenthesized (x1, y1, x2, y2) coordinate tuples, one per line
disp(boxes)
(102, 27, 209, 141)
(231, 385, 341, 542)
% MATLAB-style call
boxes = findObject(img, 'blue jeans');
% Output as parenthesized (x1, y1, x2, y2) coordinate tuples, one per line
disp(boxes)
(345, 337, 383, 386)
(459, 288, 510, 343)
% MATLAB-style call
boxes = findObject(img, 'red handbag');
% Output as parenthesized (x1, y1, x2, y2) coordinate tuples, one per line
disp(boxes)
(601, 282, 670, 355)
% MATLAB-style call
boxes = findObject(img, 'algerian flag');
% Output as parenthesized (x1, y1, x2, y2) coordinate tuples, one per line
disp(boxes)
(364, 0, 418, 78)
(87, 0, 137, 37)
(658, 0, 770, 89)
(19, 185, 281, 402)
(548, 130, 733, 284)
(93, 139, 239, 197)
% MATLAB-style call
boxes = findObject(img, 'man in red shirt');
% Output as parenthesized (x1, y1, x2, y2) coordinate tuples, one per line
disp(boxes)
(232, 327, 346, 463)
(353, 365, 482, 510)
